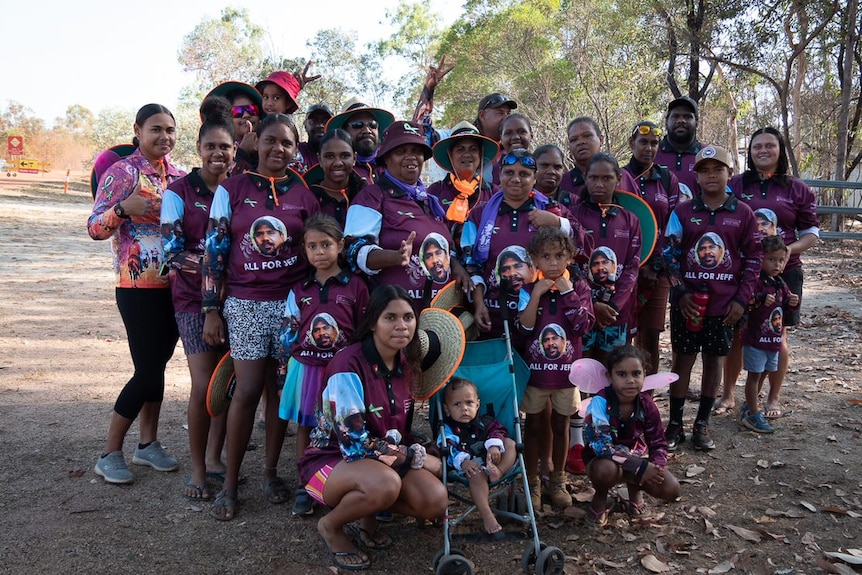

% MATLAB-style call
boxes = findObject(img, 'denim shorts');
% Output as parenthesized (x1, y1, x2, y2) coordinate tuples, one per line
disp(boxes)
(743, 345, 779, 373)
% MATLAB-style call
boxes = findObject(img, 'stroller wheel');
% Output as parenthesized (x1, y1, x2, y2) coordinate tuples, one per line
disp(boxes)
(535, 546, 565, 575)
(435, 552, 473, 575)
(432, 548, 466, 570)
(521, 542, 547, 573)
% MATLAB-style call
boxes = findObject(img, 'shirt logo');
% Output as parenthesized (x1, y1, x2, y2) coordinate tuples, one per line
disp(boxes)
(402, 123, 421, 135)
(194, 202, 208, 211)
(690, 217, 703, 225)
(397, 210, 416, 219)
(244, 198, 258, 207)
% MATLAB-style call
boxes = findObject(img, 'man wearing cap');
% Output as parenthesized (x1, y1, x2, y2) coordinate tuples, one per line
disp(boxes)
(662, 144, 761, 452)
(297, 103, 334, 171)
(655, 96, 706, 198)
(326, 99, 396, 185)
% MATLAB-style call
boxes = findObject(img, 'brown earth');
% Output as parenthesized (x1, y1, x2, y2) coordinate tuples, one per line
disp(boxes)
(0, 176, 860, 575)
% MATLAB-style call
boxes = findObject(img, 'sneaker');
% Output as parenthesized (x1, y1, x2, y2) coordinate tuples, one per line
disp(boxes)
(665, 422, 685, 452)
(528, 474, 542, 510)
(292, 488, 315, 516)
(94, 451, 134, 484)
(132, 441, 179, 472)
(691, 421, 716, 450)
(742, 411, 775, 434)
(739, 402, 750, 422)
(549, 471, 572, 508)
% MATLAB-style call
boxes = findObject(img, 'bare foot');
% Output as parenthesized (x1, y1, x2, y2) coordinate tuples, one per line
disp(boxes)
(486, 462, 502, 483)
(480, 510, 502, 535)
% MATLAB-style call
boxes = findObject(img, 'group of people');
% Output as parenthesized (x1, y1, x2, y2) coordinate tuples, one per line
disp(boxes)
(86, 60, 819, 570)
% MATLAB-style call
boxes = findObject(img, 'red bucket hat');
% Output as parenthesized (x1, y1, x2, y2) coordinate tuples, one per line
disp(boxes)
(377, 121, 432, 161)
(256, 71, 301, 114)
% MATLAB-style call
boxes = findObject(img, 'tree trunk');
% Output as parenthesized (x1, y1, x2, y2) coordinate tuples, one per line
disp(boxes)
(836, 0, 859, 181)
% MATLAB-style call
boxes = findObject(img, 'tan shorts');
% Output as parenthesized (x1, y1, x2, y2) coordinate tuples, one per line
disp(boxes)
(521, 385, 580, 416)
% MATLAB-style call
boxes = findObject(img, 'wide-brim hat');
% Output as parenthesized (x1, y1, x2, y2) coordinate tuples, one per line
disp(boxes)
(612, 191, 658, 266)
(325, 98, 395, 135)
(377, 121, 432, 161)
(205, 81, 262, 108)
(90, 144, 135, 199)
(412, 309, 466, 400)
(432, 121, 499, 175)
(256, 71, 301, 114)
(430, 281, 478, 341)
(207, 352, 236, 417)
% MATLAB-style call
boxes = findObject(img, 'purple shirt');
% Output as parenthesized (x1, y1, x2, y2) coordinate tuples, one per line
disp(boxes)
(285, 270, 369, 366)
(517, 279, 595, 389)
(571, 200, 642, 327)
(204, 171, 319, 304)
(161, 169, 216, 313)
(623, 160, 681, 238)
(743, 273, 797, 352)
(296, 141, 319, 173)
(729, 173, 819, 272)
(664, 194, 763, 315)
(88, 149, 185, 289)
(654, 137, 703, 197)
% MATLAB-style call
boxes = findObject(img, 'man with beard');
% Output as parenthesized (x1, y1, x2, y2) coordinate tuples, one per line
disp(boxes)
(325, 99, 395, 184)
(540, 325, 566, 360)
(655, 96, 704, 198)
(497, 247, 535, 296)
(421, 233, 452, 283)
(252, 217, 286, 257)
(311, 314, 339, 349)
(296, 103, 334, 172)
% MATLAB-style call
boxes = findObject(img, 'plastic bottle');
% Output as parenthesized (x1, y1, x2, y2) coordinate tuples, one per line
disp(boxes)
(686, 285, 709, 332)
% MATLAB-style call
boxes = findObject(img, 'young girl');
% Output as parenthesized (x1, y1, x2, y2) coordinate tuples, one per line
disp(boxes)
(517, 227, 594, 509)
(583, 345, 680, 528)
(202, 113, 319, 520)
(161, 96, 236, 500)
(278, 214, 369, 516)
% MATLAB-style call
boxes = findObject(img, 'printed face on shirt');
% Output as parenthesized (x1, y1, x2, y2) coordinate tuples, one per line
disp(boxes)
(134, 113, 176, 161)
(345, 111, 379, 157)
(589, 248, 618, 284)
(770, 309, 783, 333)
(443, 383, 480, 424)
(755, 209, 778, 237)
(496, 247, 535, 294)
(251, 217, 286, 257)
(541, 325, 566, 359)
(420, 234, 451, 283)
(311, 315, 339, 349)
(696, 234, 725, 269)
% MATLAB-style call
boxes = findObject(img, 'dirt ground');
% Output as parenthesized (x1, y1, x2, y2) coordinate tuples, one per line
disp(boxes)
(1, 176, 860, 575)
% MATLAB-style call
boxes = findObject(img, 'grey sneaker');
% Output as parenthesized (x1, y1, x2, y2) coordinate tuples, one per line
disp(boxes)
(95, 451, 134, 484)
(132, 441, 179, 472)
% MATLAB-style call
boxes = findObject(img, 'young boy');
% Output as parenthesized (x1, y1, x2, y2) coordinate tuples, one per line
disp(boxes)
(438, 378, 517, 536)
(517, 227, 595, 508)
(740, 235, 799, 433)
(662, 145, 762, 451)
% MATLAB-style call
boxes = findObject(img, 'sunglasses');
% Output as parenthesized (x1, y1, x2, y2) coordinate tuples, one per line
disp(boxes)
(481, 94, 510, 110)
(348, 120, 379, 131)
(232, 104, 260, 118)
(501, 152, 536, 170)
(632, 124, 663, 138)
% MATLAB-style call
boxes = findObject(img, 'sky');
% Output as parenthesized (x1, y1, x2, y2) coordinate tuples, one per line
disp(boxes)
(2, 0, 464, 124)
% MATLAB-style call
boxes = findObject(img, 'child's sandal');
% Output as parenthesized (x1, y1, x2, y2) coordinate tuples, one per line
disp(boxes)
(585, 506, 609, 529)
(625, 500, 648, 517)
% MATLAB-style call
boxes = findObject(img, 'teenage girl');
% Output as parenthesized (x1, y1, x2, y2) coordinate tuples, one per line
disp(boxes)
(307, 130, 366, 228)
(583, 345, 680, 528)
(161, 96, 237, 500)
(278, 214, 369, 516)
(202, 113, 319, 520)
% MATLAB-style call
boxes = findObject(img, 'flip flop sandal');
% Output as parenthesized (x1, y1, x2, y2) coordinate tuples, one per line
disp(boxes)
(321, 537, 370, 571)
(625, 500, 649, 517)
(211, 490, 237, 521)
(585, 506, 609, 529)
(262, 476, 291, 505)
(347, 523, 394, 550)
(184, 478, 210, 501)
(206, 471, 248, 485)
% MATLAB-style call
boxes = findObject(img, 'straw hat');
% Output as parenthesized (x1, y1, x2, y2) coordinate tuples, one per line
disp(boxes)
(90, 144, 135, 199)
(430, 281, 478, 341)
(412, 309, 466, 400)
(207, 352, 236, 417)
(431, 121, 499, 175)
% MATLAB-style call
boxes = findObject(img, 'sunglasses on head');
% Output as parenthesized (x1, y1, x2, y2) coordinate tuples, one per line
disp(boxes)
(481, 94, 509, 110)
(232, 104, 260, 118)
(348, 120, 378, 131)
(501, 152, 536, 169)
(632, 124, 663, 138)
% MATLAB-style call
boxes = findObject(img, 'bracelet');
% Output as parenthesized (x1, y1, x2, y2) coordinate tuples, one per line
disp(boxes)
(201, 305, 220, 314)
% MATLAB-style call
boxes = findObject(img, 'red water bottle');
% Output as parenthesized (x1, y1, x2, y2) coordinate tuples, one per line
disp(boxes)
(686, 285, 709, 332)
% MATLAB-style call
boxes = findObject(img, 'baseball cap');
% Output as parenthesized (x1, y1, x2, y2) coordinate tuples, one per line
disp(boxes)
(667, 96, 699, 119)
(694, 145, 733, 171)
(306, 103, 334, 118)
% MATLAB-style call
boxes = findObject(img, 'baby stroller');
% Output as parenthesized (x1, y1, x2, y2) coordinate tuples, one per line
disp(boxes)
(429, 335, 566, 575)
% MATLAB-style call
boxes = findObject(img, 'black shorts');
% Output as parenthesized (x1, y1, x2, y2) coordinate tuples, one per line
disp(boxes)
(669, 308, 733, 356)
(781, 267, 803, 326)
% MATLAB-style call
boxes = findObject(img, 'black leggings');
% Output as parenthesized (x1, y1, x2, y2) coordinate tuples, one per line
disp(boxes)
(114, 288, 179, 419)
